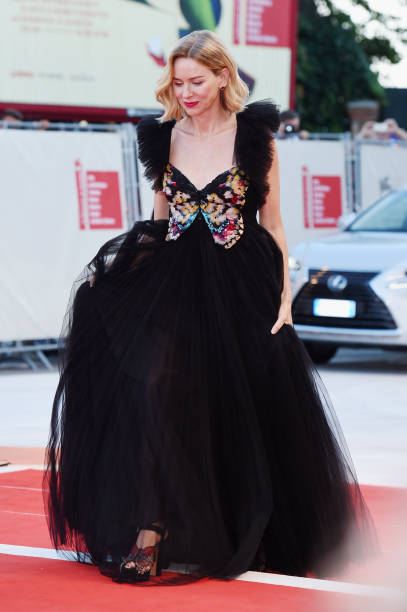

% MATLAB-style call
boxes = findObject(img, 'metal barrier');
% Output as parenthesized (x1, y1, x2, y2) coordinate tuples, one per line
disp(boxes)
(0, 118, 140, 226)
(0, 119, 141, 369)
(0, 340, 57, 371)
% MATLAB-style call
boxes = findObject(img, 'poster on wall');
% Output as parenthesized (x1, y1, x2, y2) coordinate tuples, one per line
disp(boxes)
(75, 162, 123, 230)
(0, 0, 297, 114)
(302, 168, 342, 229)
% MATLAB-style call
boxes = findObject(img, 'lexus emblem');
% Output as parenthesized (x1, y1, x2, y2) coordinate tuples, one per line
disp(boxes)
(327, 274, 348, 292)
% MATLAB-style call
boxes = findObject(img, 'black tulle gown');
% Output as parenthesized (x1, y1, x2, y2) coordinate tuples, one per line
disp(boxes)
(44, 101, 376, 584)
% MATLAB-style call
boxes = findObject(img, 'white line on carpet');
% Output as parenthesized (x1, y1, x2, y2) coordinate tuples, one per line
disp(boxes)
(0, 544, 69, 562)
(0, 544, 405, 601)
(235, 570, 405, 600)
(0, 465, 44, 473)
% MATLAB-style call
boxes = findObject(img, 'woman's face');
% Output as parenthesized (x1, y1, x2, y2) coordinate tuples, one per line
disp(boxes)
(172, 57, 227, 117)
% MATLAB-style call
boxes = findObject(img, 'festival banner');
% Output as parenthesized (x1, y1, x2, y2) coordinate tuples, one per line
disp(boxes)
(0, 0, 297, 113)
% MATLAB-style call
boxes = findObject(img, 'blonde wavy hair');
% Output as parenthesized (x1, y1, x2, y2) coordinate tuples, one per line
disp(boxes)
(155, 30, 249, 122)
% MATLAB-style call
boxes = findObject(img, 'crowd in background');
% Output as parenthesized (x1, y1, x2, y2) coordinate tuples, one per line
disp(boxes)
(2, 106, 407, 143)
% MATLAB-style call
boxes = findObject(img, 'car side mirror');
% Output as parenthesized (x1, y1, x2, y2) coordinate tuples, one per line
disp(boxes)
(338, 212, 357, 230)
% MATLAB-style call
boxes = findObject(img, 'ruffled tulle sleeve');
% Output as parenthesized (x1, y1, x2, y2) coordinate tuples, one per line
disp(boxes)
(235, 99, 281, 209)
(136, 116, 174, 192)
(242, 99, 281, 133)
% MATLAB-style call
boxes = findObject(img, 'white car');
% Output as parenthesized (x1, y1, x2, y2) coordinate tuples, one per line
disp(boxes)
(289, 188, 407, 362)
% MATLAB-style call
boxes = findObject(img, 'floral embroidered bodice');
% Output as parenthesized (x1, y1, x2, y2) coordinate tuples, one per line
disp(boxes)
(162, 163, 249, 249)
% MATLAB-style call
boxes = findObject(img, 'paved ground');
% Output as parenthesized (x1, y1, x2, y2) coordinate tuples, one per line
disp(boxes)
(0, 347, 406, 487)
(318, 348, 407, 487)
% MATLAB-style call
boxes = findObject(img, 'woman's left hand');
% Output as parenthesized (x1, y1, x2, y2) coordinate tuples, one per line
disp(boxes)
(271, 298, 293, 334)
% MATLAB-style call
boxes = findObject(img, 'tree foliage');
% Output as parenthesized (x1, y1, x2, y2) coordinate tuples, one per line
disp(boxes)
(296, 0, 407, 132)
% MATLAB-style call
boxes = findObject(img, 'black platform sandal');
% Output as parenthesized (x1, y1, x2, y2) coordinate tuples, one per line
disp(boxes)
(98, 554, 126, 577)
(114, 523, 168, 583)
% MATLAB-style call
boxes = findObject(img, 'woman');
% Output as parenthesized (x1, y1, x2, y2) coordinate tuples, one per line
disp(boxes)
(44, 30, 376, 586)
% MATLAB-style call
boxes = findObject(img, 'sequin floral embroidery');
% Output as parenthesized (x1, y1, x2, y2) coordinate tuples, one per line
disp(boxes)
(162, 165, 199, 242)
(163, 164, 249, 249)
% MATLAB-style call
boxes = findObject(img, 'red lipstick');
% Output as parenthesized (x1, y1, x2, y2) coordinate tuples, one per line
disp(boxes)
(184, 101, 198, 108)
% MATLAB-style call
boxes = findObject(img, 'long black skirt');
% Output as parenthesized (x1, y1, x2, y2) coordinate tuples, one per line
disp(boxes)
(43, 216, 376, 585)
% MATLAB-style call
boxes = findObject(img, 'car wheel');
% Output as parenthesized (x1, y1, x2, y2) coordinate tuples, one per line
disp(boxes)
(304, 342, 338, 364)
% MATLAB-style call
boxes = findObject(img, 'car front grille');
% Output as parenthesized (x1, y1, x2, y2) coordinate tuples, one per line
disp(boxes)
(292, 269, 397, 329)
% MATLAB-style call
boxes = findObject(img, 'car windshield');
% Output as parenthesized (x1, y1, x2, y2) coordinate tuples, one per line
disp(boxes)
(348, 190, 407, 232)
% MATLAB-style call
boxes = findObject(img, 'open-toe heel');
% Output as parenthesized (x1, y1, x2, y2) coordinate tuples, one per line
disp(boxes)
(114, 523, 167, 583)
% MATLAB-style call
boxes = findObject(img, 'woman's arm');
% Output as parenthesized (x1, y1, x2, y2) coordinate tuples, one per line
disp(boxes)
(153, 190, 169, 220)
(258, 139, 293, 334)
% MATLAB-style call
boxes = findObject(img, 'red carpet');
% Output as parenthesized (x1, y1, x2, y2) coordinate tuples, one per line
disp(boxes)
(2, 553, 376, 612)
(1, 469, 406, 611)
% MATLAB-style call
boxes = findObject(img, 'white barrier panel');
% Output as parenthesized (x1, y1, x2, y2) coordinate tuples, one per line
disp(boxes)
(0, 129, 128, 341)
(277, 139, 348, 247)
(137, 147, 155, 221)
(358, 142, 407, 210)
(137, 138, 348, 247)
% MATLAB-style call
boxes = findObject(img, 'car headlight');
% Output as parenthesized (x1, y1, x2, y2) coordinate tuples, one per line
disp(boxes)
(288, 256, 302, 272)
(387, 275, 407, 289)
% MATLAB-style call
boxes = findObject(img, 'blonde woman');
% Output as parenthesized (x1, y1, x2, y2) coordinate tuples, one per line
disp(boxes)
(45, 30, 376, 585)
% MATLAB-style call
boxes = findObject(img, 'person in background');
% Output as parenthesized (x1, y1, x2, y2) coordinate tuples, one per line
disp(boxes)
(1, 108, 24, 124)
(36, 119, 50, 130)
(357, 118, 407, 142)
(277, 109, 309, 140)
(1, 108, 49, 130)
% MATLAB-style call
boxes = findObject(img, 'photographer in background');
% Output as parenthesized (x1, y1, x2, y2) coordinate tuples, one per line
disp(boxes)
(357, 118, 407, 142)
(277, 109, 309, 140)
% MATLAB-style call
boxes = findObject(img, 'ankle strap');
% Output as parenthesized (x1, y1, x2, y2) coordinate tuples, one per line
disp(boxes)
(141, 523, 166, 538)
